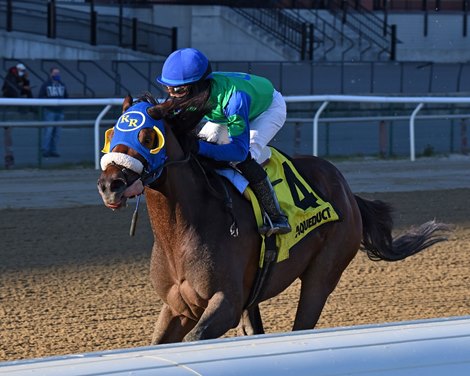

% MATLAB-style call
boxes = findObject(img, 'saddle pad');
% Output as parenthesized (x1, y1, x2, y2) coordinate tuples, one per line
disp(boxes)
(246, 147, 340, 266)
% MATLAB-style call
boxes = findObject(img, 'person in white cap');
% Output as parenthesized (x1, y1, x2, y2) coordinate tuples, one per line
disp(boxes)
(2, 63, 32, 99)
(1, 63, 33, 168)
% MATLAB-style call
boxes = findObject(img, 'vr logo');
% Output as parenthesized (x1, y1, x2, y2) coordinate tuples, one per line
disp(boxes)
(116, 111, 146, 131)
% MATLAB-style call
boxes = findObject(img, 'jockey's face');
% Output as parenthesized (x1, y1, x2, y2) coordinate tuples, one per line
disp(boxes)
(166, 85, 191, 98)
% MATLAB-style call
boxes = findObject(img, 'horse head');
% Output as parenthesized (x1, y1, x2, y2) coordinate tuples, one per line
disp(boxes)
(97, 94, 167, 209)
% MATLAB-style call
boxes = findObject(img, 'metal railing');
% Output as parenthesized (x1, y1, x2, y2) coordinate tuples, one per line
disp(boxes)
(283, 94, 470, 160)
(0, 0, 176, 57)
(231, 7, 312, 60)
(383, 0, 468, 11)
(2, 95, 470, 170)
(2, 59, 470, 98)
(284, 8, 355, 61)
(230, 1, 393, 61)
(326, 0, 397, 60)
(0, 98, 122, 169)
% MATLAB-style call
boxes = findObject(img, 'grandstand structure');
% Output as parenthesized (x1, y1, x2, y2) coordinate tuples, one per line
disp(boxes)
(1, 0, 469, 96)
(1, 0, 470, 166)
(0, 0, 468, 102)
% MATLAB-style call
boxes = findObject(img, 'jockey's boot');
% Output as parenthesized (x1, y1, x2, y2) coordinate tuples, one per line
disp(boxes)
(237, 156, 291, 236)
(251, 176, 291, 236)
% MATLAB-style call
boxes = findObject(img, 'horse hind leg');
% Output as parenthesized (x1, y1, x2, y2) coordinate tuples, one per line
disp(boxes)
(293, 240, 359, 331)
(237, 306, 265, 336)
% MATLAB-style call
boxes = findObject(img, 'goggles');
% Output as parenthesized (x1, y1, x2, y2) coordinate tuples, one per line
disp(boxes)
(166, 85, 190, 98)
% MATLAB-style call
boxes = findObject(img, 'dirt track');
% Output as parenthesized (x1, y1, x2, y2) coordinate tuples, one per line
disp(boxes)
(1, 186, 469, 362)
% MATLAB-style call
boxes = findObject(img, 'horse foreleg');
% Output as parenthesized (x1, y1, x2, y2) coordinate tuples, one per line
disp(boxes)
(237, 306, 265, 336)
(183, 292, 240, 342)
(151, 303, 197, 345)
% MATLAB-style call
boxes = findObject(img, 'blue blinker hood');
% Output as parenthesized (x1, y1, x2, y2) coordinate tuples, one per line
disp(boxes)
(109, 101, 166, 173)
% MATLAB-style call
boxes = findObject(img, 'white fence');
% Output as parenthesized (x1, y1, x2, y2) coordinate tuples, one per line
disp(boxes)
(1, 316, 469, 375)
(1, 95, 470, 169)
(0, 98, 121, 170)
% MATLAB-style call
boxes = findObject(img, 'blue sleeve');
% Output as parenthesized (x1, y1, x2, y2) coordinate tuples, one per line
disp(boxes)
(198, 127, 250, 162)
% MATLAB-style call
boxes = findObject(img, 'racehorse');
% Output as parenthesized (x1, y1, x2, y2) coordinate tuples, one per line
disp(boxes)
(97, 94, 448, 344)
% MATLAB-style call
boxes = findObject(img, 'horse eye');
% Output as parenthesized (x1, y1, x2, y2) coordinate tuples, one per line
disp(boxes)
(139, 129, 158, 149)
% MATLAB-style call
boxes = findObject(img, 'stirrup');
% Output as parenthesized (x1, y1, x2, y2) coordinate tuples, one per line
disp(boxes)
(260, 213, 292, 237)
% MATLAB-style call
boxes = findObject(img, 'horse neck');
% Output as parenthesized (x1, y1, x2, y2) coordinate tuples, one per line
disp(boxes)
(146, 124, 207, 231)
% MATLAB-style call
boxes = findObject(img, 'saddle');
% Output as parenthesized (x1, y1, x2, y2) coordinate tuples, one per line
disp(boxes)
(208, 147, 341, 265)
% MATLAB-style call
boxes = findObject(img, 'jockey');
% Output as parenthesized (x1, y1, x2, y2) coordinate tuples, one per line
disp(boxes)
(157, 48, 291, 236)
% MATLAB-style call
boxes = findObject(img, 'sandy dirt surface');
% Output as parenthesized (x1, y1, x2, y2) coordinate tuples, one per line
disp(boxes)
(1, 159, 470, 362)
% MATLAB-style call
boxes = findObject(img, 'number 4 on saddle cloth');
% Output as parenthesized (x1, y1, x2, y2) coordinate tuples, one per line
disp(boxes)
(218, 147, 340, 267)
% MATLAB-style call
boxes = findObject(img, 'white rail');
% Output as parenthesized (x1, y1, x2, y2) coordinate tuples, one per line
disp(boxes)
(284, 95, 470, 161)
(1, 95, 470, 168)
(1, 316, 469, 375)
(0, 98, 122, 170)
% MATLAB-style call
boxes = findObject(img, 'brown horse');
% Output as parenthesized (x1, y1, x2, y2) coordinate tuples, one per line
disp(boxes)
(97, 95, 448, 344)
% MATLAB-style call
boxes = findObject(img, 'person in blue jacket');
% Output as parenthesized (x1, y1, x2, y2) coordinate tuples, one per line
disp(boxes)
(38, 67, 69, 158)
(157, 48, 291, 236)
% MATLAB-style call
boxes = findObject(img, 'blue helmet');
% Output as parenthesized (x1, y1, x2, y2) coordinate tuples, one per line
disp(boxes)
(157, 48, 211, 87)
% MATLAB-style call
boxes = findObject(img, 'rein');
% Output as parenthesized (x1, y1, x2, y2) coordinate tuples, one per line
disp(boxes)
(191, 156, 239, 237)
(141, 151, 227, 201)
(141, 153, 191, 186)
(128, 152, 239, 238)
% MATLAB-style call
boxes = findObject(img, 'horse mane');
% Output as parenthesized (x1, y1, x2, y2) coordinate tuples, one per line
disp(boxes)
(134, 92, 159, 106)
(132, 92, 195, 146)
(134, 91, 229, 173)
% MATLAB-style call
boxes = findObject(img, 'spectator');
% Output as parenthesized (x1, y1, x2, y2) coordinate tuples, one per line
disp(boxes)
(38, 67, 68, 158)
(1, 63, 33, 169)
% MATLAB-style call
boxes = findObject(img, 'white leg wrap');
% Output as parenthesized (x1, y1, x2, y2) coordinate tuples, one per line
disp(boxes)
(100, 152, 144, 174)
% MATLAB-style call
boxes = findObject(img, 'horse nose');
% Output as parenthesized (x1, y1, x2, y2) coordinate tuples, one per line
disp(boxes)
(97, 178, 127, 194)
(110, 179, 127, 193)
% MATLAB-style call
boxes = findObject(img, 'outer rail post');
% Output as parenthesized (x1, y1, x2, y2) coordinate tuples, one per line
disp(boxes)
(171, 27, 178, 52)
(6, 0, 12, 32)
(90, 11, 97, 45)
(390, 24, 397, 61)
(94, 105, 113, 170)
(409, 102, 424, 162)
(313, 101, 329, 156)
(132, 18, 138, 50)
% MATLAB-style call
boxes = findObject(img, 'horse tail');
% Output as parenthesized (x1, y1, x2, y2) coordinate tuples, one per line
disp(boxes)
(354, 195, 449, 261)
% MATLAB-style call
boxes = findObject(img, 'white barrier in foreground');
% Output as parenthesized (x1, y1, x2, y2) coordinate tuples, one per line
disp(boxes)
(1, 316, 470, 375)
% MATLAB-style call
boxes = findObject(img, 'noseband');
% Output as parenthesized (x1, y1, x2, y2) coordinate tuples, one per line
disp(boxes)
(106, 156, 188, 189)
(110, 161, 141, 188)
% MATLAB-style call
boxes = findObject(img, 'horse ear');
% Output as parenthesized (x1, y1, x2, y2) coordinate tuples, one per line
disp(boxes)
(122, 95, 133, 113)
(101, 128, 114, 153)
(147, 105, 164, 120)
